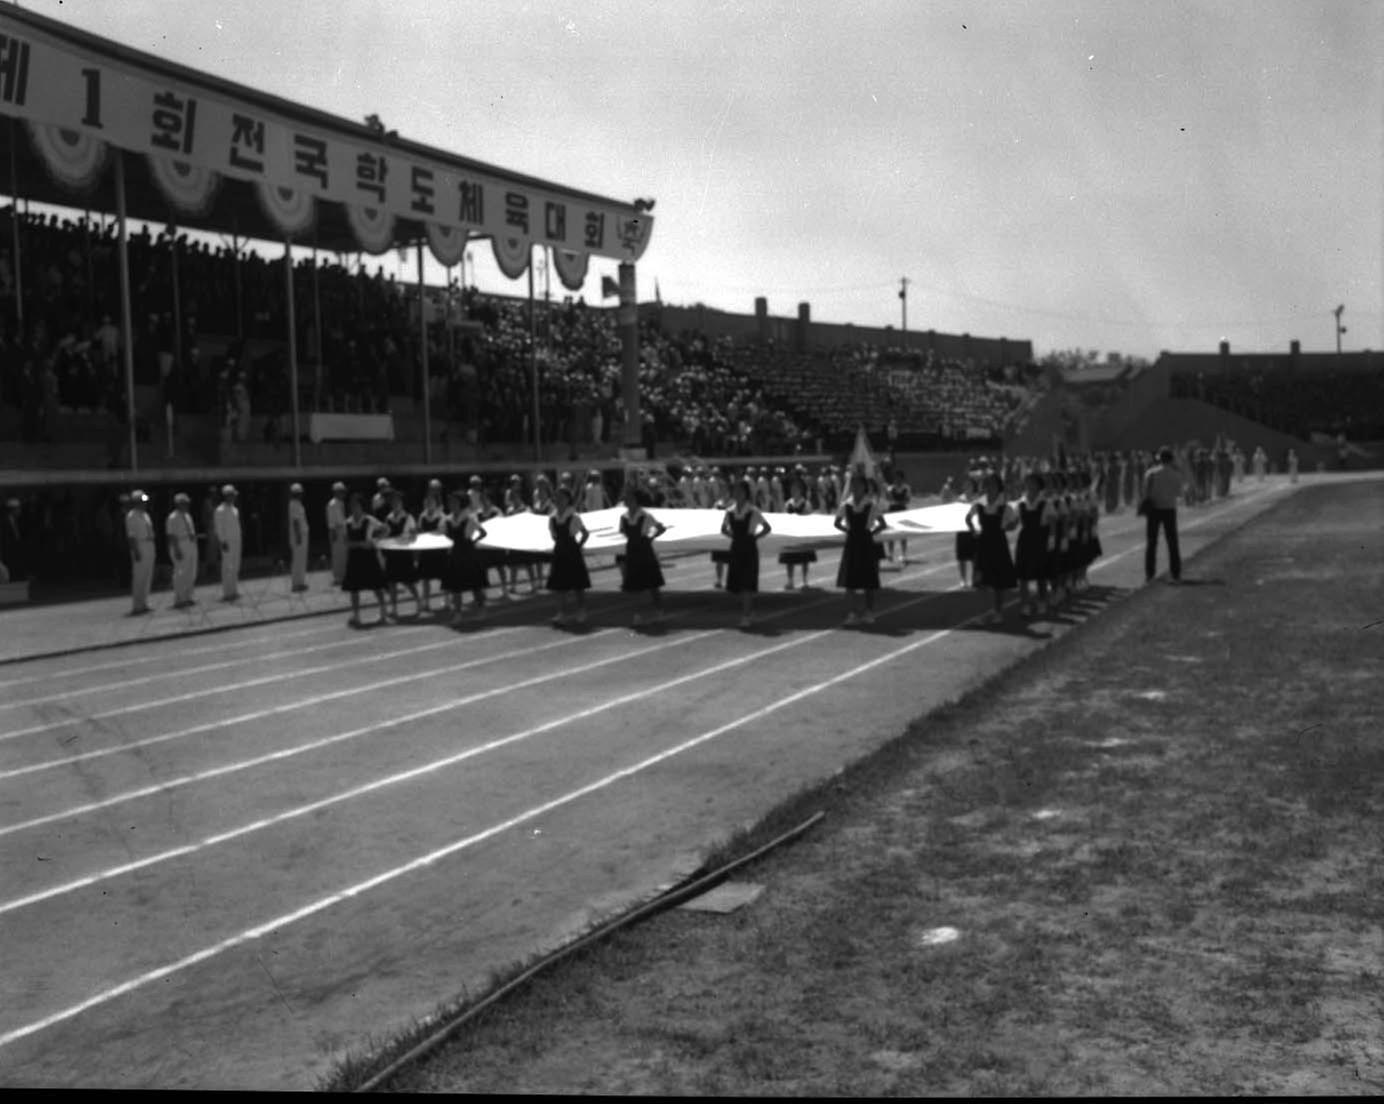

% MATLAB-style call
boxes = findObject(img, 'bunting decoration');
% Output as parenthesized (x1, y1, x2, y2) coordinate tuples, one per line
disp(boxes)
(426, 222, 468, 267)
(146, 153, 220, 217)
(551, 247, 590, 292)
(490, 234, 532, 280)
(344, 202, 395, 254)
(25, 120, 108, 193)
(256, 178, 315, 238)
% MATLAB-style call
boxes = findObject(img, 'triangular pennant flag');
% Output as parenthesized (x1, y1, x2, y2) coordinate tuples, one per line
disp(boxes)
(848, 425, 877, 480)
(601, 274, 620, 300)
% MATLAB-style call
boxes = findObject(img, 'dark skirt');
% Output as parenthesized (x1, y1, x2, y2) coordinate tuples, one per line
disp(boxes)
(546, 545, 591, 592)
(383, 545, 418, 585)
(973, 530, 1017, 591)
(1014, 528, 1048, 582)
(417, 547, 450, 582)
(725, 539, 759, 594)
(778, 547, 818, 566)
(836, 535, 881, 591)
(710, 549, 733, 565)
(343, 546, 386, 593)
(955, 530, 976, 562)
(447, 539, 489, 593)
(621, 538, 665, 591)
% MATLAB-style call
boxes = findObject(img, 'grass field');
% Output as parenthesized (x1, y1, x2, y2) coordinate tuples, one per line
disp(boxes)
(335, 480, 1383, 1095)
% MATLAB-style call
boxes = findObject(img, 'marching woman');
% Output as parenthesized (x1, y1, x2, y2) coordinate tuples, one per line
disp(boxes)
(415, 479, 449, 615)
(342, 493, 388, 627)
(1013, 472, 1053, 617)
(547, 485, 592, 627)
(779, 476, 817, 590)
(620, 485, 668, 628)
(966, 471, 1019, 625)
(722, 478, 772, 629)
(835, 472, 887, 626)
(382, 488, 423, 619)
(444, 490, 489, 623)
(952, 473, 980, 587)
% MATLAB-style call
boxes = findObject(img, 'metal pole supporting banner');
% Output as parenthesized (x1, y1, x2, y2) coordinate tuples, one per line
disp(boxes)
(114, 152, 138, 474)
(417, 241, 432, 465)
(284, 239, 302, 468)
(8, 120, 24, 338)
(311, 243, 324, 408)
(529, 249, 541, 462)
(618, 261, 641, 459)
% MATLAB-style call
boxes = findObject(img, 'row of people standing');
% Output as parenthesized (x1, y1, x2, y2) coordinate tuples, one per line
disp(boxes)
(946, 468, 1104, 624)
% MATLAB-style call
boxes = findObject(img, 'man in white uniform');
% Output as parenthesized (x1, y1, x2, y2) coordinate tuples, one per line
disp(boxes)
(166, 491, 198, 607)
(326, 480, 348, 584)
(288, 482, 309, 591)
(214, 483, 242, 601)
(126, 489, 156, 614)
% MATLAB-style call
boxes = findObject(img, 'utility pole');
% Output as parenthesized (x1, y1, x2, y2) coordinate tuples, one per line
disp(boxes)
(1333, 304, 1346, 354)
(898, 276, 909, 347)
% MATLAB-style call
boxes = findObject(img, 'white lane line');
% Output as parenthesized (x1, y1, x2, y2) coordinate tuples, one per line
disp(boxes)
(0, 630, 598, 783)
(0, 556, 953, 806)
(0, 620, 347, 692)
(0, 629, 526, 744)
(0, 490, 1278, 1043)
(0, 628, 440, 711)
(0, 626, 822, 917)
(0, 578, 977, 1048)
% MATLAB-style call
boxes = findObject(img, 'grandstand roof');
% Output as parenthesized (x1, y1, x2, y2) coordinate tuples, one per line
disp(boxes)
(0, 4, 652, 265)
(1061, 363, 1129, 386)
(1156, 349, 1382, 375)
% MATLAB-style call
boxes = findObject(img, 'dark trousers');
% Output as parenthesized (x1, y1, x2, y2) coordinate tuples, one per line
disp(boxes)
(1145, 508, 1181, 581)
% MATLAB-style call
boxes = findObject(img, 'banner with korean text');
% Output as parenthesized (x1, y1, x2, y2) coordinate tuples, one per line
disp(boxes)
(0, 10, 653, 272)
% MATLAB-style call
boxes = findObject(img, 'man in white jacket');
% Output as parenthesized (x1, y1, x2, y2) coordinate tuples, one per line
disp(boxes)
(288, 482, 309, 591)
(326, 481, 348, 584)
(166, 491, 199, 607)
(126, 490, 156, 614)
(214, 484, 242, 601)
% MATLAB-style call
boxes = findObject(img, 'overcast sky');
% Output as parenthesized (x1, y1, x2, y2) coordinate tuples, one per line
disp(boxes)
(23, 0, 1384, 358)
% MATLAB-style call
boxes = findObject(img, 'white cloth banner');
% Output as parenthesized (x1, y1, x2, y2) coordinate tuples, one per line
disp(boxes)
(0, 9, 653, 260)
(474, 502, 979, 556)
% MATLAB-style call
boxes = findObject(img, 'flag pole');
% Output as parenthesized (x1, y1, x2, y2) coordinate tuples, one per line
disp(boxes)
(8, 119, 24, 338)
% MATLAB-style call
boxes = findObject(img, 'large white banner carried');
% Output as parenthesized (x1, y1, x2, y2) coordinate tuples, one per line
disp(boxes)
(468, 502, 978, 556)
(0, 10, 654, 273)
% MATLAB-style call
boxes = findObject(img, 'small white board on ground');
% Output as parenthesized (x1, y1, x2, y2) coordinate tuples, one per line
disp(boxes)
(678, 881, 765, 914)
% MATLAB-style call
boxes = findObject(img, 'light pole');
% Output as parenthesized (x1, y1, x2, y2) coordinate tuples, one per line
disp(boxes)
(1333, 304, 1346, 354)
(898, 276, 909, 348)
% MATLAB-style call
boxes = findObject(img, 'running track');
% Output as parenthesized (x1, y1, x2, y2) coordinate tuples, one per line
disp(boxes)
(0, 480, 1298, 1088)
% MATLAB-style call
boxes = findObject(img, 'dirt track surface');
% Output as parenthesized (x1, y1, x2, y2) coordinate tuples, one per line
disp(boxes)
(0, 477, 1302, 1088)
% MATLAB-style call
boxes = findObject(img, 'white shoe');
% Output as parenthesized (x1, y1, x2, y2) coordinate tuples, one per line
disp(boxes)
(551, 614, 566, 627)
(861, 611, 875, 625)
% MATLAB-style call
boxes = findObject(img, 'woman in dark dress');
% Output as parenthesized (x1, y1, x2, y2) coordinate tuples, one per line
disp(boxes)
(835, 472, 887, 626)
(620, 485, 668, 628)
(415, 480, 448, 615)
(341, 493, 387, 627)
(1013, 472, 1053, 618)
(722, 478, 771, 629)
(779, 477, 817, 590)
(547, 486, 591, 627)
(951, 474, 980, 586)
(967, 471, 1018, 625)
(382, 489, 422, 619)
(444, 490, 488, 623)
